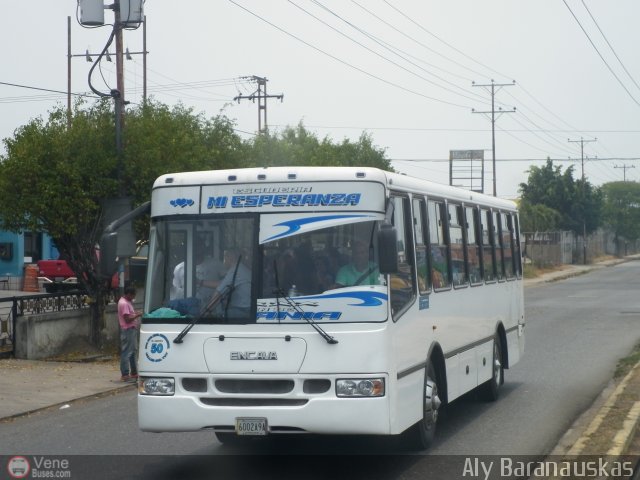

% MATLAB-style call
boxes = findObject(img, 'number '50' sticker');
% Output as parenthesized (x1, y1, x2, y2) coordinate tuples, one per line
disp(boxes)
(145, 334, 170, 362)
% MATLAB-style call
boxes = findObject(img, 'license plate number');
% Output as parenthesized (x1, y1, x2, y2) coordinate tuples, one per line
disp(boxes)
(235, 417, 268, 436)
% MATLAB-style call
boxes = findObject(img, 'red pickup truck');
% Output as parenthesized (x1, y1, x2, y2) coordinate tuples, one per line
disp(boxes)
(37, 260, 75, 280)
(37, 260, 81, 293)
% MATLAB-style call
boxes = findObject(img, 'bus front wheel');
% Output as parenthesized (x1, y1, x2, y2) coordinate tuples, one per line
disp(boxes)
(402, 362, 442, 450)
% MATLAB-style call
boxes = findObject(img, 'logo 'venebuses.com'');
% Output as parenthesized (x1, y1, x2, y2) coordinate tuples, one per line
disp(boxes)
(7, 456, 30, 479)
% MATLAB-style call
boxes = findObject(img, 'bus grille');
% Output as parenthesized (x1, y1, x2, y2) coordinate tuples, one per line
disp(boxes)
(215, 379, 294, 394)
(200, 398, 308, 407)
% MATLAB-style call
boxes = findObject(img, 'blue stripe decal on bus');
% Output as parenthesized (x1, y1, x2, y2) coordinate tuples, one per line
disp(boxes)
(293, 291, 388, 307)
(264, 215, 370, 242)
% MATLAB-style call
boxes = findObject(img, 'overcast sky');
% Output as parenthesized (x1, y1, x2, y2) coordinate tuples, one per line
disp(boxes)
(2, 1, 639, 198)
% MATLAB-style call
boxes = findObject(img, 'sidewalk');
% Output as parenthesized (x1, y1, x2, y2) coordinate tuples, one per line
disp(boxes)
(0, 357, 132, 420)
(0, 257, 638, 461)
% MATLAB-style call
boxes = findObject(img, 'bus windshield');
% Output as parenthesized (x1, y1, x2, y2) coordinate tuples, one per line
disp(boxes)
(144, 214, 389, 324)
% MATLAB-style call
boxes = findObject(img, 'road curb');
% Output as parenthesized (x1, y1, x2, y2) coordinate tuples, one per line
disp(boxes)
(567, 361, 640, 456)
(608, 401, 640, 456)
(0, 383, 135, 423)
(524, 257, 633, 287)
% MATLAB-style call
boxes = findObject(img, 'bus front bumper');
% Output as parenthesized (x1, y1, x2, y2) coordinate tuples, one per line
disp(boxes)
(137, 374, 392, 435)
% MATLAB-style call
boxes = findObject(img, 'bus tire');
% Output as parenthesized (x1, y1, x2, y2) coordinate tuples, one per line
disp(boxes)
(402, 361, 442, 450)
(480, 334, 503, 402)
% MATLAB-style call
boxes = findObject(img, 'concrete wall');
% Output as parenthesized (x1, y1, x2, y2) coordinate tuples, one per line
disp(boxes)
(14, 303, 124, 360)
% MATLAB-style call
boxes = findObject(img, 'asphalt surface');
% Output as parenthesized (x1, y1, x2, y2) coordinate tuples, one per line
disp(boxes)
(0, 258, 638, 469)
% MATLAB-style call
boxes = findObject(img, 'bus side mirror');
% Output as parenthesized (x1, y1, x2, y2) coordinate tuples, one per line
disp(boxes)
(377, 223, 398, 274)
(99, 231, 119, 279)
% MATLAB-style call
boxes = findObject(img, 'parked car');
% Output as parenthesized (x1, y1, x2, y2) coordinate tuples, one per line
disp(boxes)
(36, 259, 84, 293)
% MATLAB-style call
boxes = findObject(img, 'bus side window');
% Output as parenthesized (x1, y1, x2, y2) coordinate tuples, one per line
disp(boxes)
(413, 197, 430, 294)
(513, 213, 523, 278)
(449, 204, 467, 287)
(493, 211, 505, 280)
(390, 197, 416, 316)
(501, 212, 515, 279)
(481, 209, 496, 282)
(466, 206, 482, 285)
(428, 200, 451, 290)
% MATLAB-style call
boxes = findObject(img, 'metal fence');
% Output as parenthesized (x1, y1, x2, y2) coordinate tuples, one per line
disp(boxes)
(523, 229, 640, 267)
(0, 292, 99, 357)
(522, 231, 573, 267)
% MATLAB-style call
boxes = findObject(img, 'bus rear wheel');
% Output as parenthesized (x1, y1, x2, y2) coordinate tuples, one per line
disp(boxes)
(480, 334, 503, 401)
(402, 362, 442, 450)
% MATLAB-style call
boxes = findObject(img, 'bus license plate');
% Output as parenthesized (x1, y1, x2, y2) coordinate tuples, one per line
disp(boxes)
(235, 417, 268, 436)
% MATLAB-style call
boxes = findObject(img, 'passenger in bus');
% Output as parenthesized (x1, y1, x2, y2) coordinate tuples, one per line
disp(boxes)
(293, 241, 316, 294)
(430, 246, 448, 289)
(334, 240, 379, 288)
(194, 247, 225, 304)
(278, 248, 298, 292)
(203, 248, 252, 319)
(261, 251, 277, 297)
(313, 255, 334, 292)
(170, 261, 185, 300)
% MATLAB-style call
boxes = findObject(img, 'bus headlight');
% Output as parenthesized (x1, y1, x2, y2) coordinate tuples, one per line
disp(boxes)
(336, 378, 385, 397)
(139, 377, 175, 396)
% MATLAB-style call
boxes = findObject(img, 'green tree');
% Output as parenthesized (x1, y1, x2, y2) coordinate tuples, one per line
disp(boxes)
(0, 103, 393, 345)
(601, 181, 640, 254)
(519, 159, 602, 235)
(124, 101, 245, 206)
(243, 123, 392, 170)
(518, 200, 561, 232)
(0, 99, 242, 344)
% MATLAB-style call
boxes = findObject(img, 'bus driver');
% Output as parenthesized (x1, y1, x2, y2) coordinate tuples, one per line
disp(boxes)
(334, 240, 380, 288)
(202, 248, 252, 319)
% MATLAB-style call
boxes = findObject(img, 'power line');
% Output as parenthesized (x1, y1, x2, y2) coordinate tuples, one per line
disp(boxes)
(562, 0, 640, 108)
(350, 0, 475, 84)
(509, 110, 576, 156)
(351, 2, 604, 169)
(382, 0, 509, 82)
(293, 0, 487, 106)
(295, 2, 568, 151)
(580, 0, 640, 94)
(270, 123, 640, 134)
(227, 0, 470, 109)
(392, 157, 640, 163)
(0, 80, 97, 99)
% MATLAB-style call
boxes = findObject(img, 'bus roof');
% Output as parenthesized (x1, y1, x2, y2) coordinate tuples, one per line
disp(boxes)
(154, 166, 517, 211)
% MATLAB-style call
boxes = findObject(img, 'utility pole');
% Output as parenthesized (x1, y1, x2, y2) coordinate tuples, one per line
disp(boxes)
(614, 164, 636, 181)
(472, 80, 516, 197)
(234, 76, 283, 134)
(113, 0, 125, 170)
(142, 15, 147, 103)
(568, 137, 597, 181)
(568, 137, 597, 265)
(67, 16, 72, 128)
(67, 14, 148, 125)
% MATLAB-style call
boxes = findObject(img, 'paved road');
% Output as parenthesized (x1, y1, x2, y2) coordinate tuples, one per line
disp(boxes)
(431, 260, 640, 455)
(1, 262, 639, 478)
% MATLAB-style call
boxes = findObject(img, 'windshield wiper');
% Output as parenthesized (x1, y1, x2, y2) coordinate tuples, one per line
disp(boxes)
(173, 287, 230, 344)
(174, 256, 243, 344)
(272, 262, 337, 344)
(274, 288, 338, 344)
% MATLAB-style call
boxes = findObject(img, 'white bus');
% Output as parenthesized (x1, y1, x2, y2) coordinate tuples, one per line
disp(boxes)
(137, 166, 525, 449)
